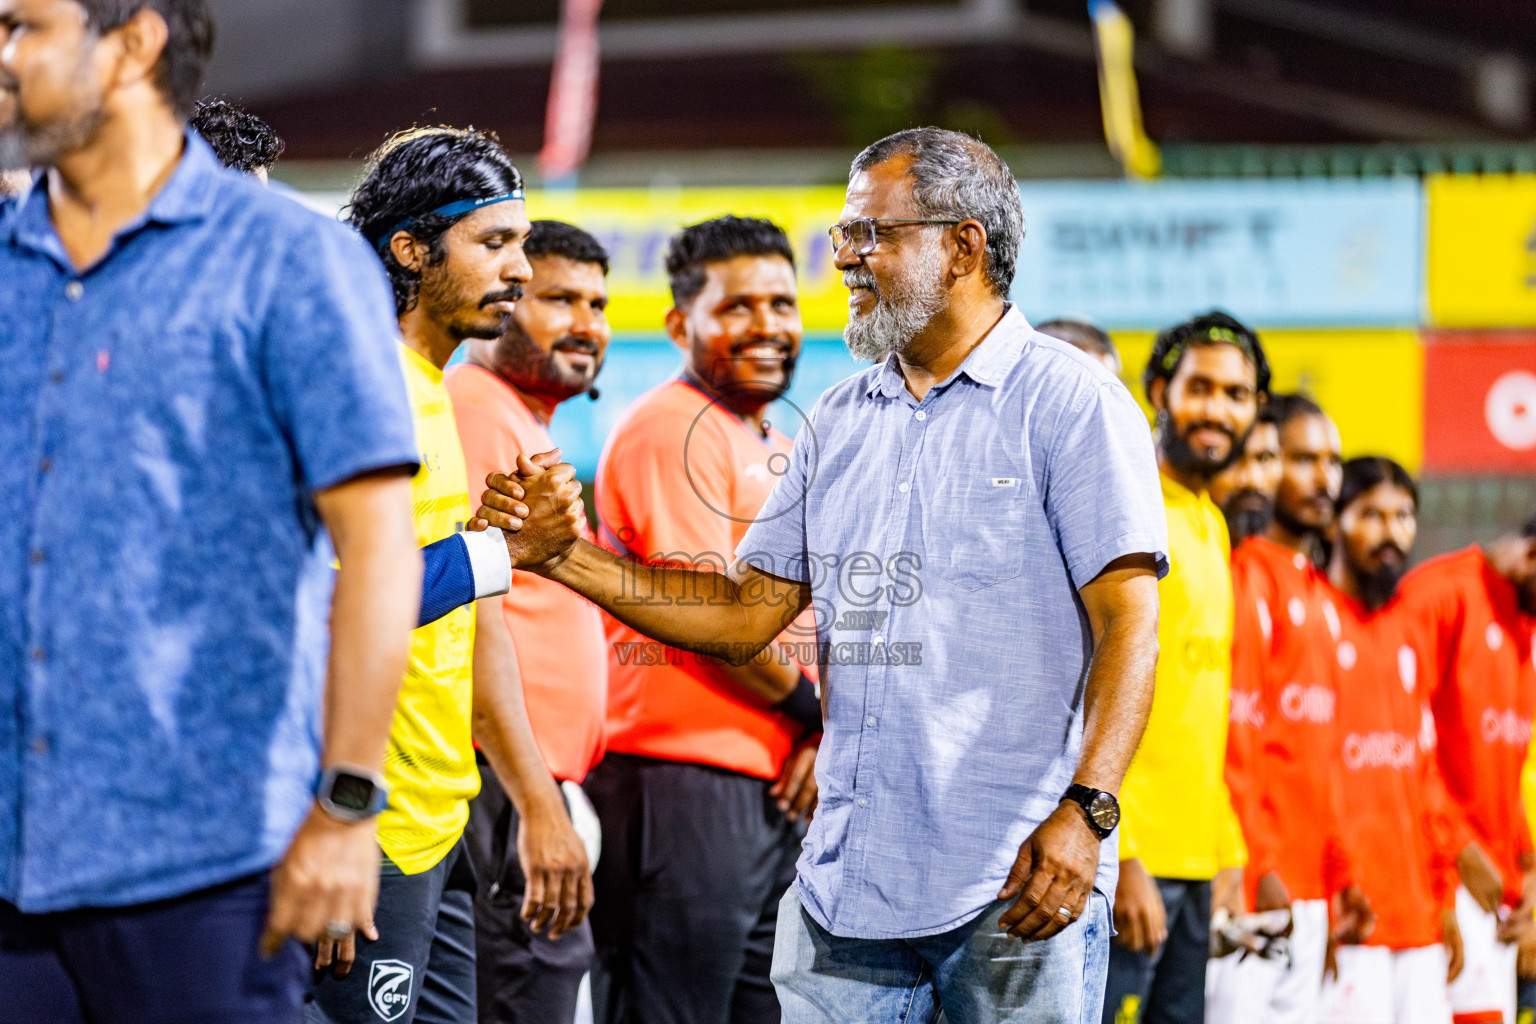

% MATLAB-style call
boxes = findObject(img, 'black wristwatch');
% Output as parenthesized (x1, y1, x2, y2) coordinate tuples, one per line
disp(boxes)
(316, 765, 390, 824)
(1062, 784, 1120, 839)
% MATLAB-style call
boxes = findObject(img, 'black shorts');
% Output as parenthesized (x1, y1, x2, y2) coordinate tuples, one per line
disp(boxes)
(0, 871, 309, 1024)
(584, 752, 804, 1024)
(464, 755, 595, 1024)
(305, 840, 477, 1024)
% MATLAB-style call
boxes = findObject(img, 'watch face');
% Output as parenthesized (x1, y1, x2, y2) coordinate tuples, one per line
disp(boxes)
(330, 773, 377, 813)
(1088, 792, 1120, 831)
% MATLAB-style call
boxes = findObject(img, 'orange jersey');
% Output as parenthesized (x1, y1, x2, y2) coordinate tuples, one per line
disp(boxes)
(1400, 547, 1536, 902)
(595, 378, 815, 780)
(1227, 537, 1353, 903)
(1332, 591, 1460, 950)
(444, 364, 608, 783)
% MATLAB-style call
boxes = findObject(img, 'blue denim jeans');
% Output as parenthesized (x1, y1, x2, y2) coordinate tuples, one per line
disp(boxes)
(771, 886, 1112, 1024)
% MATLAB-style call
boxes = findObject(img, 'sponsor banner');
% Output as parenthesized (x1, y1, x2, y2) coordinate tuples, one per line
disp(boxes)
(1426, 175, 1536, 328)
(1011, 179, 1423, 329)
(1423, 332, 1536, 471)
(1110, 329, 1424, 471)
(525, 187, 849, 332)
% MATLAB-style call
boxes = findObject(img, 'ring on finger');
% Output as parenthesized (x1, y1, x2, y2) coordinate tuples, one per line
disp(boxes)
(1057, 906, 1073, 919)
(324, 921, 353, 941)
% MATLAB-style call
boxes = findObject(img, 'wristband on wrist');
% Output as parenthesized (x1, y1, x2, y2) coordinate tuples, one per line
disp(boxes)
(775, 673, 823, 733)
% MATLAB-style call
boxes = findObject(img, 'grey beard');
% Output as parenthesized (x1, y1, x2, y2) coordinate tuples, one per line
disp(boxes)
(842, 241, 948, 363)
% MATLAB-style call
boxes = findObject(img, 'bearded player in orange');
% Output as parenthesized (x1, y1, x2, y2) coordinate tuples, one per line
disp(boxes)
(1321, 458, 1463, 1024)
(1399, 513, 1536, 1024)
(1208, 395, 1373, 1024)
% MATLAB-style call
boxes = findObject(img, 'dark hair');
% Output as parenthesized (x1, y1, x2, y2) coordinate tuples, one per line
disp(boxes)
(665, 215, 795, 309)
(1267, 391, 1325, 429)
(189, 98, 283, 173)
(526, 220, 610, 276)
(79, 1, 214, 116)
(1036, 318, 1119, 370)
(851, 127, 1024, 298)
(1522, 513, 1536, 539)
(1254, 403, 1280, 429)
(1143, 310, 1272, 403)
(346, 127, 523, 315)
(1337, 457, 1418, 515)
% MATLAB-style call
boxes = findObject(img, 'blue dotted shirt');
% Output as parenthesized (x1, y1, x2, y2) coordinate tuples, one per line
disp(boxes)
(0, 134, 419, 912)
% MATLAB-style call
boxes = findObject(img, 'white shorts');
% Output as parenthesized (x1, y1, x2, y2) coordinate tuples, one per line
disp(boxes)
(1207, 899, 1330, 1024)
(1448, 886, 1518, 1024)
(1319, 944, 1452, 1024)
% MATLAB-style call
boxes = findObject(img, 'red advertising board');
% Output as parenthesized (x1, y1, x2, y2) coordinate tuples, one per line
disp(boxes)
(1423, 333, 1536, 472)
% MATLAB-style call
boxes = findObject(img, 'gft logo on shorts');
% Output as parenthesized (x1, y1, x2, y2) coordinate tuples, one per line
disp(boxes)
(369, 960, 415, 1022)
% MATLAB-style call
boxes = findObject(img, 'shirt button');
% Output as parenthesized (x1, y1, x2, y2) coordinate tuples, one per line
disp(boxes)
(898, 482, 909, 493)
(857, 797, 869, 808)
(29, 550, 43, 564)
(49, 371, 64, 384)
(39, 458, 53, 474)
(915, 411, 928, 422)
(872, 635, 885, 646)
(865, 716, 878, 727)
(30, 737, 48, 755)
(30, 647, 45, 661)
(65, 281, 84, 301)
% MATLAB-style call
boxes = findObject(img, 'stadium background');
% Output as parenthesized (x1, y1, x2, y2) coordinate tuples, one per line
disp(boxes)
(202, 0, 1536, 561)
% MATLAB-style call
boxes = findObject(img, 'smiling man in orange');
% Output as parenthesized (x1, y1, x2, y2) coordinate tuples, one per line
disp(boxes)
(586, 216, 823, 1024)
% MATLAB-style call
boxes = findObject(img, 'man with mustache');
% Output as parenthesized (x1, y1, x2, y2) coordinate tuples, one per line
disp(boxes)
(444, 219, 612, 1024)
(1210, 389, 1373, 1024)
(1208, 404, 1281, 547)
(307, 127, 583, 1024)
(1321, 457, 1463, 1024)
(472, 128, 1167, 1022)
(1269, 394, 1346, 568)
(1399, 513, 1536, 1024)
(581, 215, 822, 1024)
(184, 97, 524, 635)
(1105, 312, 1263, 1024)
(0, 1, 425, 1020)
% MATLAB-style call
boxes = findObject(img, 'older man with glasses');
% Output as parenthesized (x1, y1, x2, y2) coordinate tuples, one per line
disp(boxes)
(470, 127, 1166, 1023)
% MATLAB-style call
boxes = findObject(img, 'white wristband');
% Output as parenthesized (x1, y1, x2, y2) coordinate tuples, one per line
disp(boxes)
(461, 528, 512, 599)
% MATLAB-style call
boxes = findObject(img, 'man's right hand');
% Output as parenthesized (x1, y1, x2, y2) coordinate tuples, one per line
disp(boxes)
(517, 800, 595, 941)
(261, 809, 382, 958)
(1112, 857, 1167, 954)
(1459, 842, 1505, 914)
(1331, 884, 1376, 945)
(1255, 871, 1292, 913)
(474, 453, 585, 571)
(1443, 907, 1466, 982)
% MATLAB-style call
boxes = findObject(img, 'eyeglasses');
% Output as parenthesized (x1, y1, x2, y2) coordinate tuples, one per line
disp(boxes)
(827, 218, 963, 256)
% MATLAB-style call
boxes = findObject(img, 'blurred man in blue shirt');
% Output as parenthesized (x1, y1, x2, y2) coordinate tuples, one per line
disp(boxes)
(0, 2, 423, 1021)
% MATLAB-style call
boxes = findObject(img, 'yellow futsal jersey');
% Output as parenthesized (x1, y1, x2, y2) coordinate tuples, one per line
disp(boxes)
(378, 345, 480, 875)
(1118, 473, 1247, 880)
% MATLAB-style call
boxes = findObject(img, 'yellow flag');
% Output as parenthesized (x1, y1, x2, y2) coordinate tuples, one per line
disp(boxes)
(1091, 0, 1161, 179)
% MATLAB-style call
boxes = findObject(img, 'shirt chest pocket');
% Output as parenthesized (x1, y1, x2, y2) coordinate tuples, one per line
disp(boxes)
(921, 472, 1029, 592)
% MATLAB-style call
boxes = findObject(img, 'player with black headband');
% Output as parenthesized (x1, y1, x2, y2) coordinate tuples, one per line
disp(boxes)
(304, 126, 586, 1024)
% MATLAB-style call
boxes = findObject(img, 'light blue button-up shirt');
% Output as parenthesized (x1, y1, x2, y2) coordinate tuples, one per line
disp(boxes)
(0, 135, 418, 912)
(736, 306, 1168, 940)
